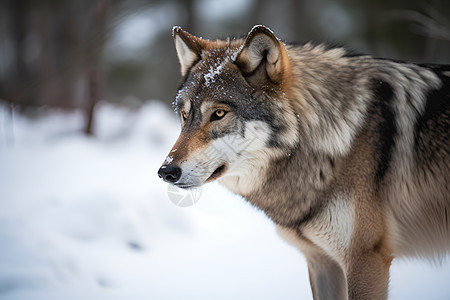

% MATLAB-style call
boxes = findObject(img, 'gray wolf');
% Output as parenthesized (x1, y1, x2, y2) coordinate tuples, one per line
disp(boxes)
(158, 25, 450, 299)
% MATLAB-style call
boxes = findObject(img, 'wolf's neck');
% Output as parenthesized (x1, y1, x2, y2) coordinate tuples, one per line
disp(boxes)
(285, 44, 373, 158)
(220, 148, 337, 227)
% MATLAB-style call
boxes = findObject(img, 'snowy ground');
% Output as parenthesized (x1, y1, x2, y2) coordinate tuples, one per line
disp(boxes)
(0, 101, 449, 300)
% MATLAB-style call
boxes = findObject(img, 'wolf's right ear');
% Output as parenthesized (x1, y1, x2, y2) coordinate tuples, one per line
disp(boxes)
(173, 26, 205, 76)
(234, 25, 289, 85)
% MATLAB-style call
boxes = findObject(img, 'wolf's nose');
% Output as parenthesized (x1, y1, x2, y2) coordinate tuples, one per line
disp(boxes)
(158, 165, 182, 183)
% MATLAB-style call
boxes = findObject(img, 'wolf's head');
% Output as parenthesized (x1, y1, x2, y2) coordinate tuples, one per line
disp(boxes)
(158, 25, 299, 192)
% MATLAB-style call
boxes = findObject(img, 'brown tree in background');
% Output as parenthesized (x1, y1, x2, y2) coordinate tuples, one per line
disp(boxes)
(0, 0, 110, 135)
(85, 0, 109, 135)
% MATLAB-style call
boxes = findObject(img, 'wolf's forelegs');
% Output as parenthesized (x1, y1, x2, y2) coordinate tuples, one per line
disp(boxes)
(345, 251, 392, 300)
(307, 254, 347, 300)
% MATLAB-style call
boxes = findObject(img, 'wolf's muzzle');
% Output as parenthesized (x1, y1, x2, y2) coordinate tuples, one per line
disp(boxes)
(158, 165, 182, 183)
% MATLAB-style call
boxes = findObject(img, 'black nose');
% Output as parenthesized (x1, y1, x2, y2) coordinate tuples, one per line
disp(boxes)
(158, 165, 182, 183)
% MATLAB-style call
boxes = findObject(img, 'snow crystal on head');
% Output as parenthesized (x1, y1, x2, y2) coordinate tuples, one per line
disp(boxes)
(202, 48, 239, 87)
(173, 46, 241, 110)
(230, 48, 240, 63)
(204, 64, 224, 87)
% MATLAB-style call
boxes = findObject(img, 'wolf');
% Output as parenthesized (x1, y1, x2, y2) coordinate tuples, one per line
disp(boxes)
(158, 25, 450, 299)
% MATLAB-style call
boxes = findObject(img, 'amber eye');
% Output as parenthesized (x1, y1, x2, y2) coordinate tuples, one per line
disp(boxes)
(181, 111, 187, 121)
(210, 109, 227, 122)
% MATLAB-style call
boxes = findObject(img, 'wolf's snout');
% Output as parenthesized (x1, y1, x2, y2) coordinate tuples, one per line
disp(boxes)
(158, 165, 182, 183)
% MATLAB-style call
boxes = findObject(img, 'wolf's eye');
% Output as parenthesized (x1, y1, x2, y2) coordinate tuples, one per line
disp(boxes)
(210, 109, 227, 122)
(181, 111, 187, 121)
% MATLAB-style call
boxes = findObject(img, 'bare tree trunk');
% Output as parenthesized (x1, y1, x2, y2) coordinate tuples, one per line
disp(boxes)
(84, 0, 109, 135)
(53, 1, 80, 109)
(85, 67, 100, 135)
(1, 102, 15, 147)
(10, 0, 31, 105)
(36, 4, 56, 107)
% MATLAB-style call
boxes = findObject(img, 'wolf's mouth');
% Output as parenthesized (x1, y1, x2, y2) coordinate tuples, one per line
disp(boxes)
(206, 164, 227, 182)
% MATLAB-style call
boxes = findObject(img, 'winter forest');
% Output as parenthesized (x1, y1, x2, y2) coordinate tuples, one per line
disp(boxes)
(1, 0, 450, 299)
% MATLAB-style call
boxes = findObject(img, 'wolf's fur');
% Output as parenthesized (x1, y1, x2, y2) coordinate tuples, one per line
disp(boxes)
(158, 25, 450, 299)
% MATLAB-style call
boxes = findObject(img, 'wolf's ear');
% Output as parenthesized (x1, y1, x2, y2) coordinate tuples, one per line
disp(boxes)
(234, 25, 288, 85)
(173, 26, 204, 76)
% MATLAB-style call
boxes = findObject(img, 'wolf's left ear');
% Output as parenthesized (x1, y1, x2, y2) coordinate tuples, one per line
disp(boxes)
(173, 26, 205, 76)
(234, 25, 289, 85)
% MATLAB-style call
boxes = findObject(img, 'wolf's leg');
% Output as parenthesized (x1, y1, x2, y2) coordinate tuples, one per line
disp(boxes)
(345, 251, 392, 300)
(307, 254, 347, 300)
(276, 225, 348, 300)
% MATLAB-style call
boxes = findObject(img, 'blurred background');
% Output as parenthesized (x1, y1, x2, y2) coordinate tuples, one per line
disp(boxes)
(0, 0, 450, 299)
(1, 0, 450, 119)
